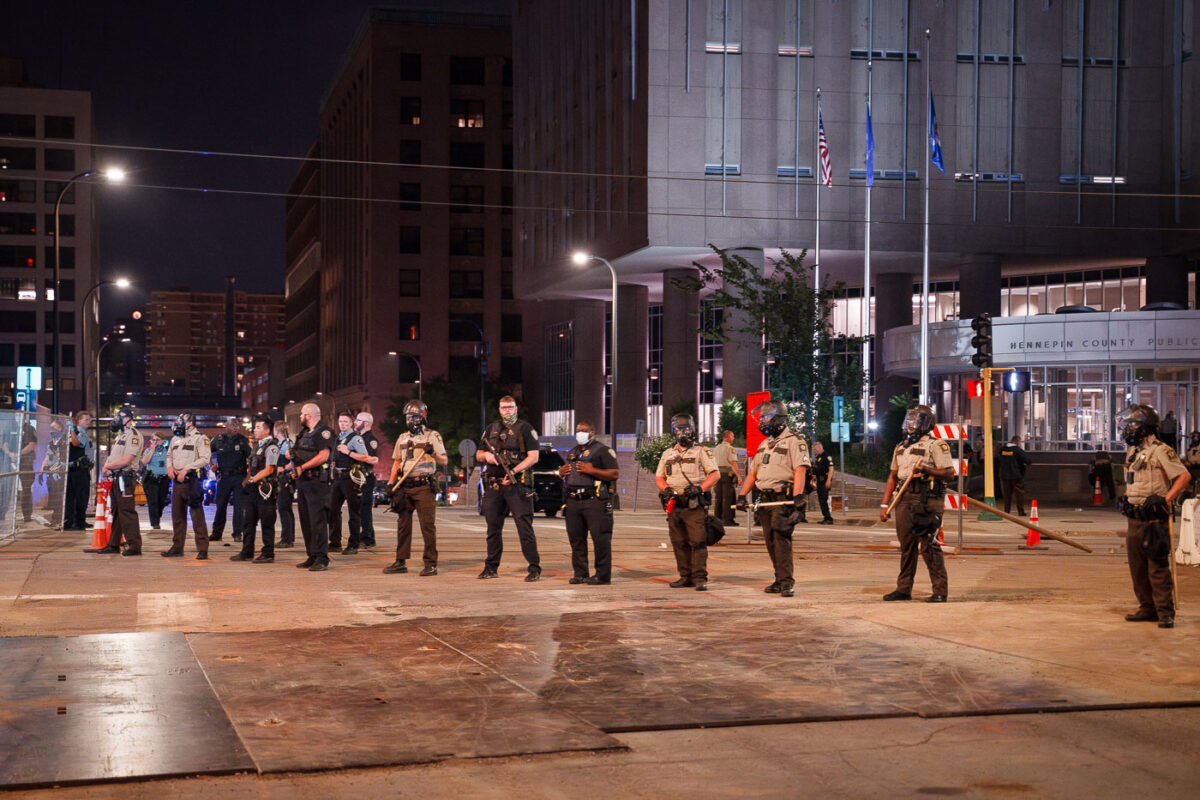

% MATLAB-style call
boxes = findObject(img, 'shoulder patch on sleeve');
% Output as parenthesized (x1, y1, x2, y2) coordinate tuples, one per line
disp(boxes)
(321, 430, 332, 440)
(936, 440, 951, 452)
(368, 439, 379, 451)
(1165, 448, 1180, 462)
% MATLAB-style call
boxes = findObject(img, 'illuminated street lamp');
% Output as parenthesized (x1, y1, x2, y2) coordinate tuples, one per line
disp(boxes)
(53, 168, 127, 412)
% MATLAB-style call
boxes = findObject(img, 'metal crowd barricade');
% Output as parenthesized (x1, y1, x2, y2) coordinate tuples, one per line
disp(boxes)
(0, 408, 71, 545)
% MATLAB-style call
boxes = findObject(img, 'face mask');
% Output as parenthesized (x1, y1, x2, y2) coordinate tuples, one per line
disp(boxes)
(109, 419, 124, 432)
(173, 426, 185, 436)
(501, 410, 517, 425)
(575, 431, 591, 446)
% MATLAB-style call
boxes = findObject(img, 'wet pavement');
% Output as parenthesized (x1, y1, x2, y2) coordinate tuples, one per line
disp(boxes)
(1, 502, 1198, 797)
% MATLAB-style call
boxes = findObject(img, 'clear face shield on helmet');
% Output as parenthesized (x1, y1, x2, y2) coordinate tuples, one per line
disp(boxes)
(1119, 409, 1152, 447)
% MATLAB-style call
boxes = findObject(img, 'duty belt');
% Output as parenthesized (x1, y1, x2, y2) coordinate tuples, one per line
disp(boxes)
(567, 486, 596, 500)
(400, 475, 434, 489)
(760, 486, 792, 502)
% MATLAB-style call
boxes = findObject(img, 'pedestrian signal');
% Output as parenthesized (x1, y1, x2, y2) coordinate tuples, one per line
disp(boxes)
(1004, 371, 1031, 392)
(967, 380, 984, 399)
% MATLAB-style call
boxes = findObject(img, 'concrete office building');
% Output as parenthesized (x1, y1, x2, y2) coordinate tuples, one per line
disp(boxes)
(0, 59, 101, 413)
(513, 0, 1200, 451)
(299, 4, 541, 427)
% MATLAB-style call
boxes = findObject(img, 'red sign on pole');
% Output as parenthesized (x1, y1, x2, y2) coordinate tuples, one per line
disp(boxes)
(746, 391, 771, 457)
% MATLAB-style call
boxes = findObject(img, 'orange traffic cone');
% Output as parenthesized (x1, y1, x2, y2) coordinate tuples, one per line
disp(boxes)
(90, 482, 109, 549)
(1093, 476, 1103, 506)
(1020, 499, 1046, 549)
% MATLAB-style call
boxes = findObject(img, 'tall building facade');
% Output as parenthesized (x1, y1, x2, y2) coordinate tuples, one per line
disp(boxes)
(0, 60, 101, 413)
(146, 285, 284, 400)
(514, 0, 1200, 450)
(294, 5, 541, 424)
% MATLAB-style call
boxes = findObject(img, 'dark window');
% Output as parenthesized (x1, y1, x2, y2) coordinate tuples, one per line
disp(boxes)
(399, 53, 421, 81)
(398, 182, 421, 211)
(44, 115, 75, 139)
(46, 278, 75, 301)
(0, 179, 36, 202)
(44, 214, 74, 237)
(44, 344, 53, 366)
(399, 139, 421, 164)
(502, 144, 513, 170)
(0, 212, 36, 235)
(449, 142, 485, 168)
(43, 181, 75, 204)
(501, 268, 514, 299)
(398, 312, 420, 341)
(449, 227, 485, 256)
(449, 269, 484, 298)
(503, 100, 513, 129)
(45, 246, 74, 269)
(19, 343, 35, 364)
(44, 149, 76, 171)
(450, 99, 485, 128)
(501, 227, 513, 257)
(0, 245, 36, 268)
(501, 185, 513, 214)
(449, 184, 485, 213)
(0, 147, 37, 170)
(449, 56, 486, 85)
(397, 354, 421, 383)
(502, 58, 513, 87)
(400, 97, 421, 125)
(0, 343, 13, 366)
(0, 310, 37, 333)
(62, 343, 75, 368)
(449, 314, 484, 342)
(501, 356, 522, 382)
(397, 268, 420, 297)
(398, 226, 421, 254)
(502, 313, 522, 342)
(44, 311, 74, 334)
(0, 114, 35, 137)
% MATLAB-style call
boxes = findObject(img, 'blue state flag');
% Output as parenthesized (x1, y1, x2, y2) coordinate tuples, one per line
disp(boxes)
(929, 90, 945, 175)
(865, 101, 875, 187)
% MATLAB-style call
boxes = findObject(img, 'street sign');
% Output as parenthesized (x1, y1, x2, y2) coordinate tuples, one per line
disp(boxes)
(832, 395, 844, 421)
(457, 439, 478, 458)
(17, 365, 42, 391)
(15, 389, 36, 411)
(830, 421, 850, 442)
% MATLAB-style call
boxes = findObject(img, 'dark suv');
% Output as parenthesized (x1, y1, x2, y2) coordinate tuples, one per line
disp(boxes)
(529, 446, 566, 517)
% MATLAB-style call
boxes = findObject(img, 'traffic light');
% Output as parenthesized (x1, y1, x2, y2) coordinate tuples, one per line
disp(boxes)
(967, 379, 984, 399)
(970, 313, 993, 368)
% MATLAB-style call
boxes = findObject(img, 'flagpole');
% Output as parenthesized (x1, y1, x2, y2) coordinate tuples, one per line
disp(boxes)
(920, 28, 932, 406)
(815, 88, 822, 298)
(863, 61, 873, 436)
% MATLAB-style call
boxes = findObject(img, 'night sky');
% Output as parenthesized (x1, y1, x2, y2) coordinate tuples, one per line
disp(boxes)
(1, 1, 386, 323)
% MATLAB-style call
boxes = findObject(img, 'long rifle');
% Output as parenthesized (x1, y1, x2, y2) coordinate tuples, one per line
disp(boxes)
(480, 436, 535, 498)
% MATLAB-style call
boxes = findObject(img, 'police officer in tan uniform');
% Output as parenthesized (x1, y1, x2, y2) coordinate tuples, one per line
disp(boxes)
(384, 400, 447, 576)
(162, 413, 211, 559)
(1118, 405, 1190, 629)
(737, 401, 810, 597)
(1185, 431, 1200, 495)
(85, 407, 143, 556)
(880, 406, 955, 602)
(655, 413, 720, 591)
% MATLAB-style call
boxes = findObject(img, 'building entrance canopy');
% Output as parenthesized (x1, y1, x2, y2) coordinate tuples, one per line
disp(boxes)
(883, 311, 1200, 376)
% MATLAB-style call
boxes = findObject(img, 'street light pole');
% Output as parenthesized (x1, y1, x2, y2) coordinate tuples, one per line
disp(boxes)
(572, 253, 619, 438)
(81, 278, 131, 415)
(53, 168, 125, 413)
(94, 337, 131, 415)
(388, 351, 423, 401)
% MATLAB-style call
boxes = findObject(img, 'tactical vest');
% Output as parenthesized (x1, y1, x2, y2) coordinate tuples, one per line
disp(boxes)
(249, 438, 273, 474)
(214, 434, 248, 473)
(482, 420, 532, 478)
(333, 431, 357, 469)
(293, 423, 333, 477)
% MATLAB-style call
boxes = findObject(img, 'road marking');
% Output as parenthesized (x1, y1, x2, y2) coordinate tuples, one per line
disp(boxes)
(19, 593, 108, 601)
(136, 592, 212, 630)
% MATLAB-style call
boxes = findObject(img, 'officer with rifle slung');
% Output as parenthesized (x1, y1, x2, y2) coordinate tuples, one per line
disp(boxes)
(736, 401, 810, 597)
(1117, 405, 1190, 629)
(383, 400, 446, 576)
(475, 395, 542, 581)
(879, 405, 955, 603)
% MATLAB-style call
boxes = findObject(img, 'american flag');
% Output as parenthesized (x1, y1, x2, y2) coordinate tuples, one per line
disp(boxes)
(817, 108, 832, 187)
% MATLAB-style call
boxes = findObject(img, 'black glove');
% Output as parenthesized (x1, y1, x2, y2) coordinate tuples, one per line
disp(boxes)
(423, 443, 435, 454)
(1143, 494, 1170, 520)
(683, 484, 702, 498)
(735, 495, 748, 512)
(659, 488, 675, 503)
(792, 494, 808, 510)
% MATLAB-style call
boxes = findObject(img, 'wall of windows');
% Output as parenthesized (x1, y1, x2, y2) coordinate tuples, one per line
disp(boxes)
(1001, 267, 1147, 316)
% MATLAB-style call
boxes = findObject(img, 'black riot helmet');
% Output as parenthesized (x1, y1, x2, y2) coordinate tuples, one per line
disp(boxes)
(1120, 404, 1159, 447)
(109, 405, 135, 432)
(754, 400, 789, 438)
(901, 405, 936, 444)
(670, 413, 696, 447)
(403, 399, 429, 434)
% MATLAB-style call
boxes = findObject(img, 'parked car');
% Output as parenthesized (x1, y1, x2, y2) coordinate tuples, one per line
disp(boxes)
(473, 445, 566, 517)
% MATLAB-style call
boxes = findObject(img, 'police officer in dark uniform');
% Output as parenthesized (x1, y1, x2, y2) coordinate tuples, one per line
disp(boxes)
(231, 414, 281, 564)
(329, 409, 371, 554)
(811, 440, 835, 524)
(64, 411, 94, 530)
(475, 395, 542, 581)
(352, 411, 381, 548)
(1088, 448, 1117, 503)
(85, 406, 143, 556)
(879, 405, 955, 603)
(273, 420, 296, 547)
(290, 402, 335, 571)
(209, 416, 252, 542)
(559, 420, 620, 585)
(998, 435, 1033, 516)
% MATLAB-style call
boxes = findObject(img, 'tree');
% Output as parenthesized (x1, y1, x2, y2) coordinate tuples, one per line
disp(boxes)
(674, 245, 866, 443)
(380, 366, 522, 465)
